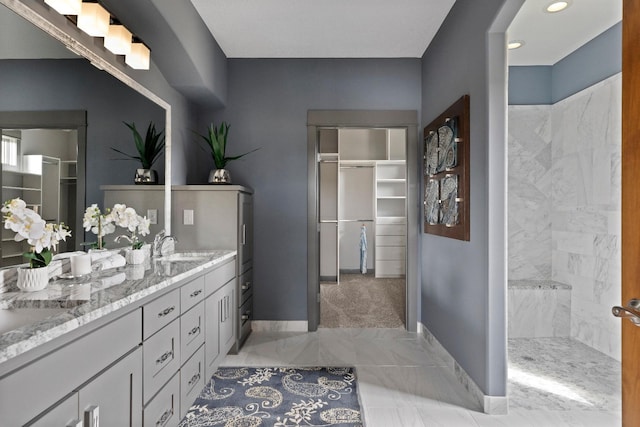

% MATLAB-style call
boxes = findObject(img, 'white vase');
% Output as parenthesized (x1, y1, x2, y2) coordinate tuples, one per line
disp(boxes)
(16, 266, 50, 292)
(126, 248, 145, 265)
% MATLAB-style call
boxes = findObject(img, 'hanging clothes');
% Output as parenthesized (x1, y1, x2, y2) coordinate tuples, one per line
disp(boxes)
(359, 224, 367, 274)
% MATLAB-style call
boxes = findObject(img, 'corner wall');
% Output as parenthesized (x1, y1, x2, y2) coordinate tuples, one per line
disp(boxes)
(421, 0, 516, 397)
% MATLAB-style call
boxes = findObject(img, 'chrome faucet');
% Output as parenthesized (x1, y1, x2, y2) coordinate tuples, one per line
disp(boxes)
(152, 230, 178, 257)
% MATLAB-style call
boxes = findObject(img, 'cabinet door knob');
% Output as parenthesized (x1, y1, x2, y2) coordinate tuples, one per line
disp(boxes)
(158, 306, 175, 318)
(156, 350, 174, 365)
(156, 407, 174, 427)
(241, 282, 251, 291)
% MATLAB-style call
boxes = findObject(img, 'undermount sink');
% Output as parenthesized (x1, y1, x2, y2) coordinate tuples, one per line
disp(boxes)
(0, 307, 69, 336)
(155, 252, 213, 263)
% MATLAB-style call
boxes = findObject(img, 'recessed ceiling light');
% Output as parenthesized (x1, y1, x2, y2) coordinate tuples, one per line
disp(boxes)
(508, 40, 525, 50)
(546, 1, 570, 13)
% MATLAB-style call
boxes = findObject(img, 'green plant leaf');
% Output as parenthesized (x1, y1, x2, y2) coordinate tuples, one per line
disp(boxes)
(115, 121, 165, 169)
(195, 121, 258, 170)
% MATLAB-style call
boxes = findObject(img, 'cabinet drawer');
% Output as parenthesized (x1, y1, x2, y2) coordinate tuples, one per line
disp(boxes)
(239, 296, 252, 343)
(238, 268, 253, 306)
(375, 260, 406, 277)
(143, 289, 180, 340)
(180, 301, 204, 365)
(204, 259, 235, 298)
(376, 235, 405, 247)
(375, 246, 406, 261)
(376, 224, 406, 236)
(180, 275, 205, 313)
(144, 371, 180, 427)
(144, 319, 181, 404)
(0, 309, 141, 427)
(180, 345, 205, 419)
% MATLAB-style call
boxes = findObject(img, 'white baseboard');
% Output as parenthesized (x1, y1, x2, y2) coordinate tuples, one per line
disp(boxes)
(417, 322, 508, 415)
(251, 321, 309, 332)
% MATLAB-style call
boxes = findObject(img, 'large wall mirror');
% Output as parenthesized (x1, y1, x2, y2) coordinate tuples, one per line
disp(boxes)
(0, 2, 170, 266)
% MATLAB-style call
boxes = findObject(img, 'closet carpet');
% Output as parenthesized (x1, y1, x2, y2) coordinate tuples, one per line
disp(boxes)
(320, 274, 405, 328)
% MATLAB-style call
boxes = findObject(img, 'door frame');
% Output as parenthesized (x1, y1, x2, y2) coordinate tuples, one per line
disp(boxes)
(307, 110, 419, 331)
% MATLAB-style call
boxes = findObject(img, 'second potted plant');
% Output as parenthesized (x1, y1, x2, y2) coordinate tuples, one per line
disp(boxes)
(112, 121, 165, 184)
(196, 121, 258, 184)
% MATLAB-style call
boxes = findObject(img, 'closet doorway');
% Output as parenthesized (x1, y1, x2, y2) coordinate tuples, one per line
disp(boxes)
(318, 127, 407, 328)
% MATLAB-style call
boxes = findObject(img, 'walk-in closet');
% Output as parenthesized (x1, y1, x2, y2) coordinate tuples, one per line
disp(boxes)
(318, 127, 407, 328)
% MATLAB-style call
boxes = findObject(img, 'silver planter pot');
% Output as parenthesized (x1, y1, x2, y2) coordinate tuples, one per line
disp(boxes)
(134, 168, 158, 184)
(208, 169, 231, 184)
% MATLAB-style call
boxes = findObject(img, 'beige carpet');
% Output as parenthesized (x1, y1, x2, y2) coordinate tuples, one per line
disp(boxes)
(319, 273, 405, 328)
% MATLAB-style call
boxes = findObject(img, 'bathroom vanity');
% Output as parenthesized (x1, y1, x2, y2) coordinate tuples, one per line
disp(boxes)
(0, 250, 236, 426)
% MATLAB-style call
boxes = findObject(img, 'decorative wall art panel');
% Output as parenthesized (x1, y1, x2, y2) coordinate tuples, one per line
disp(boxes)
(423, 95, 470, 240)
(425, 178, 439, 225)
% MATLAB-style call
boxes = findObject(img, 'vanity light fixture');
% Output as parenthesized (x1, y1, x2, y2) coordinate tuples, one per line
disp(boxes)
(545, 1, 570, 13)
(44, 0, 81, 15)
(104, 18, 132, 55)
(508, 40, 525, 50)
(77, 1, 110, 37)
(125, 38, 150, 70)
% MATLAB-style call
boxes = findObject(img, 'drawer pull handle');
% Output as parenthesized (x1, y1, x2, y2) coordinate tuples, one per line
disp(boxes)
(156, 350, 173, 365)
(241, 282, 251, 291)
(188, 325, 200, 336)
(188, 372, 201, 387)
(158, 306, 175, 318)
(190, 289, 202, 298)
(241, 310, 251, 321)
(156, 408, 173, 427)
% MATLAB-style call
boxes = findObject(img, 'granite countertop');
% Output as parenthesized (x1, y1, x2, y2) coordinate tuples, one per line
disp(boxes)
(0, 250, 236, 365)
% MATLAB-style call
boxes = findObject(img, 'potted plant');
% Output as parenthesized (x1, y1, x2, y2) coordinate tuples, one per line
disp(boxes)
(2, 198, 71, 291)
(112, 121, 165, 184)
(196, 121, 258, 184)
(82, 204, 115, 250)
(110, 203, 151, 265)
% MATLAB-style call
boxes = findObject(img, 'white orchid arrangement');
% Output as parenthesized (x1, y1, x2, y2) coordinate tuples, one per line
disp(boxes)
(109, 204, 150, 250)
(83, 203, 150, 250)
(2, 198, 71, 268)
(82, 204, 115, 249)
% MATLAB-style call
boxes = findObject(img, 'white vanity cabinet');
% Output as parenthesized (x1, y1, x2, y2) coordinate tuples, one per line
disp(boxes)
(0, 308, 142, 426)
(172, 186, 254, 353)
(0, 254, 236, 426)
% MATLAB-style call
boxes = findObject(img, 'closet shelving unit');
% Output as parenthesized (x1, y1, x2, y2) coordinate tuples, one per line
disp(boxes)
(318, 128, 407, 282)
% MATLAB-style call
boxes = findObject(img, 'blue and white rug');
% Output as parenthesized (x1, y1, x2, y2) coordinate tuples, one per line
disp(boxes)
(179, 367, 363, 426)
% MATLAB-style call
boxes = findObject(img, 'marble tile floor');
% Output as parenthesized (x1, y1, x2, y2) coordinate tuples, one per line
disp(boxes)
(219, 330, 621, 426)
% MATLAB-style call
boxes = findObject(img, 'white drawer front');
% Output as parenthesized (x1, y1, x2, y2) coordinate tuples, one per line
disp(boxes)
(204, 259, 236, 298)
(180, 275, 205, 313)
(180, 301, 205, 365)
(376, 224, 406, 236)
(143, 289, 180, 340)
(144, 319, 180, 404)
(376, 235, 405, 246)
(375, 260, 406, 277)
(144, 371, 180, 427)
(376, 246, 406, 261)
(180, 345, 205, 419)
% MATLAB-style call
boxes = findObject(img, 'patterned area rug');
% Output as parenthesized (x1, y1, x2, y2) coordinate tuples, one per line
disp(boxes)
(179, 367, 363, 427)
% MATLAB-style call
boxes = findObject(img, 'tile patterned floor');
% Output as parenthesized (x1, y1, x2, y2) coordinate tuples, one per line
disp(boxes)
(220, 330, 621, 426)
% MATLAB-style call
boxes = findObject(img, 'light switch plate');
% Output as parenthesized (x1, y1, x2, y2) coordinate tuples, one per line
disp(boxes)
(147, 209, 158, 225)
(183, 209, 194, 225)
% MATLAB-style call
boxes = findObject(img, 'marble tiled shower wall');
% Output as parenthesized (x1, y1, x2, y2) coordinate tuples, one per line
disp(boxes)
(508, 74, 622, 361)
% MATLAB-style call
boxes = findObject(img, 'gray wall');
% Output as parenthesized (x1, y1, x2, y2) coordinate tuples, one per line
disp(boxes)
(421, 0, 514, 397)
(509, 22, 621, 105)
(0, 59, 166, 207)
(202, 58, 421, 320)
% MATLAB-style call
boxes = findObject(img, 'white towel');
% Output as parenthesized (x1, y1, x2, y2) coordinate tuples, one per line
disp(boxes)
(93, 254, 126, 271)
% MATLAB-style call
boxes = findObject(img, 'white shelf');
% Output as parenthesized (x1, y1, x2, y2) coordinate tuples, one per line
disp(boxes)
(2, 186, 41, 191)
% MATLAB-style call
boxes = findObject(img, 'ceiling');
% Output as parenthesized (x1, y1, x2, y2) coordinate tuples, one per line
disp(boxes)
(189, 0, 456, 58)
(191, 0, 621, 64)
(507, 0, 622, 66)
